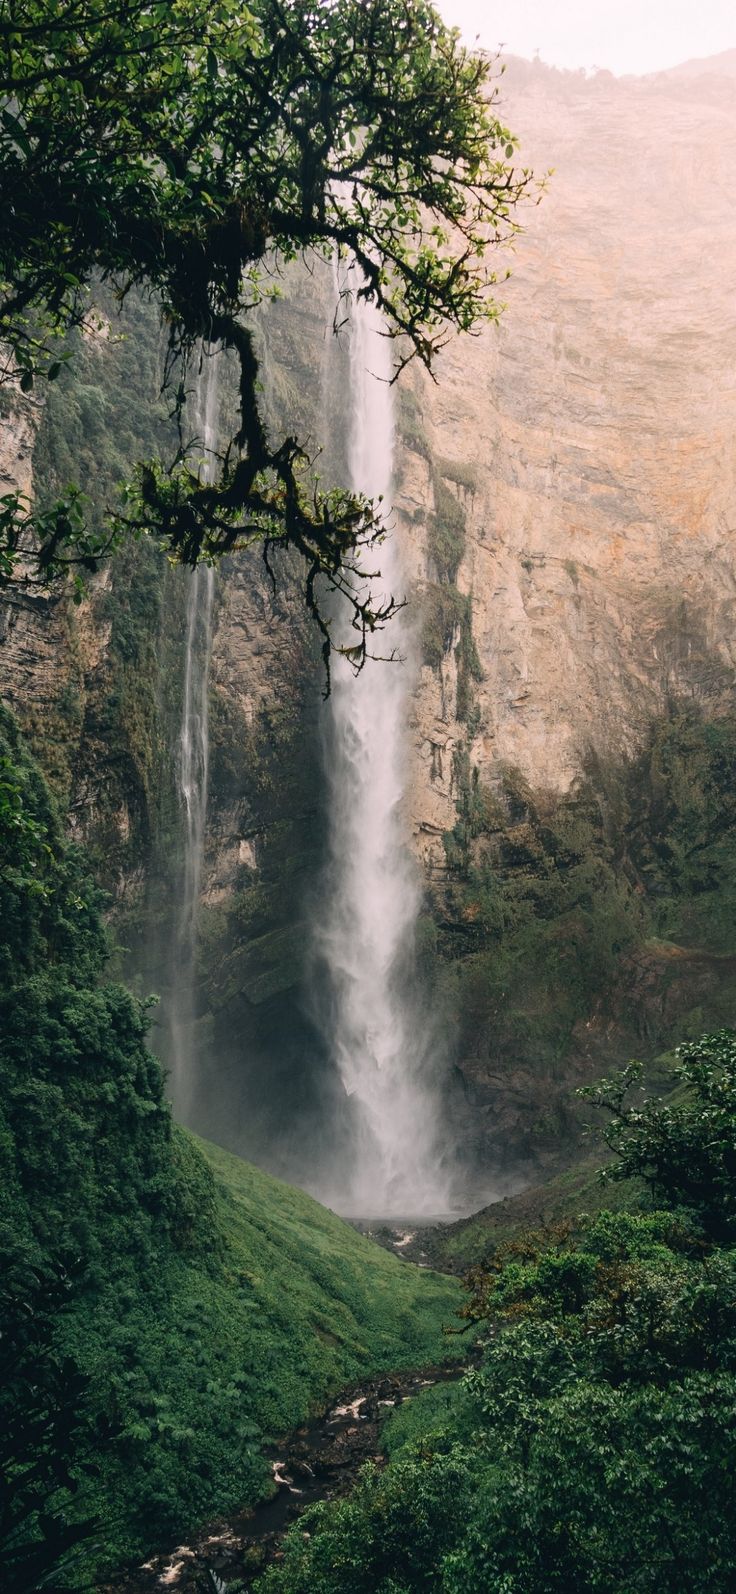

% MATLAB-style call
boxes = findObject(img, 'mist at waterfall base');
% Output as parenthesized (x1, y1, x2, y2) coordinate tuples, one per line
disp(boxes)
(153, 281, 494, 1223)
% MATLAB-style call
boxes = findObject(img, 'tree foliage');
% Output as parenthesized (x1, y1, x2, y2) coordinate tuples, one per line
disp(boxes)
(0, 1255, 99, 1594)
(0, 0, 535, 669)
(0, 707, 462, 1578)
(580, 1031, 736, 1241)
(259, 1035, 736, 1594)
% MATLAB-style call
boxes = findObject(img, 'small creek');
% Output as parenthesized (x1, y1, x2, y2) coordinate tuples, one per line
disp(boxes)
(104, 1361, 469, 1592)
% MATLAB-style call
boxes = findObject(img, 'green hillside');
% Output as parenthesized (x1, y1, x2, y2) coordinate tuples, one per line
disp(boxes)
(0, 706, 461, 1582)
(199, 1134, 462, 1386)
(258, 1034, 736, 1594)
(59, 1130, 462, 1573)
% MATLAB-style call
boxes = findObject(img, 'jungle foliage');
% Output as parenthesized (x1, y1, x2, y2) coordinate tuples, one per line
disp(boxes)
(0, 0, 535, 673)
(257, 1032, 736, 1594)
(0, 707, 461, 1584)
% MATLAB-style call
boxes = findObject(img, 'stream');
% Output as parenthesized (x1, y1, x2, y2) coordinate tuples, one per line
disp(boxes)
(104, 1361, 468, 1592)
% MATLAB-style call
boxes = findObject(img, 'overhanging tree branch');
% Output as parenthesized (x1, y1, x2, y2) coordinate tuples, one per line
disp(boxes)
(0, 0, 541, 668)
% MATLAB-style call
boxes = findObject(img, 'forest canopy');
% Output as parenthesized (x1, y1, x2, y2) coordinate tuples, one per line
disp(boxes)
(0, 0, 534, 666)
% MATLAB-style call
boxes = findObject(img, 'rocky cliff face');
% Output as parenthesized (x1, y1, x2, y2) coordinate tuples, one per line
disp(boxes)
(2, 54, 736, 1193)
(403, 51, 736, 853)
(393, 53, 736, 1177)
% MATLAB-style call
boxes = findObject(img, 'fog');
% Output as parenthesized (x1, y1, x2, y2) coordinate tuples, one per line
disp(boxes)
(437, 0, 736, 77)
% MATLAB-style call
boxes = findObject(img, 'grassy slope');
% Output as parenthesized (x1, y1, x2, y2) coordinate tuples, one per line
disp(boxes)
(199, 1133, 465, 1391)
(424, 1159, 645, 1272)
(71, 1132, 463, 1571)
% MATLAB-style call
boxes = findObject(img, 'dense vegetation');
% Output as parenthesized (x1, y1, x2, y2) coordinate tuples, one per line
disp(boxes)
(6, 671, 735, 1590)
(0, 705, 461, 1586)
(256, 1031, 736, 1593)
(419, 705, 736, 1170)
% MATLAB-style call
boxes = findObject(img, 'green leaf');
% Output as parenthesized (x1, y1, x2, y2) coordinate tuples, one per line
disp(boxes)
(0, 107, 32, 158)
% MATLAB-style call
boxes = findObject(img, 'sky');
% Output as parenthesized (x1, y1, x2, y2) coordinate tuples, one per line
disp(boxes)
(436, 1, 736, 77)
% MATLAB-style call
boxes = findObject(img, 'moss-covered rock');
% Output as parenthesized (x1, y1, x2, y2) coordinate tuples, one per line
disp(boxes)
(427, 706, 736, 1180)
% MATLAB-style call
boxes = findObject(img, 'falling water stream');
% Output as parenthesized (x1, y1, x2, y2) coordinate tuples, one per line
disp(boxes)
(317, 284, 451, 1218)
(165, 297, 451, 1213)
(169, 348, 219, 1115)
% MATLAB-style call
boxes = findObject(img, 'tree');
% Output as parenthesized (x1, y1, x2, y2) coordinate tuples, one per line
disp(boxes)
(580, 1030, 736, 1241)
(0, 1248, 99, 1594)
(0, 0, 535, 669)
(256, 1040, 736, 1594)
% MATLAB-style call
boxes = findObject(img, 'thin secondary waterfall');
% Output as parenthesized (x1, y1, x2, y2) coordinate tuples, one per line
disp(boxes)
(179, 563, 215, 945)
(170, 348, 219, 1113)
(317, 286, 451, 1218)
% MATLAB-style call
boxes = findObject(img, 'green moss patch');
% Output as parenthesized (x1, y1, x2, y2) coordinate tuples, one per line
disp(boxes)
(428, 706, 736, 1174)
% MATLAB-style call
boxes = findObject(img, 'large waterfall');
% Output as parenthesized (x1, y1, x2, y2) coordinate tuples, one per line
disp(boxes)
(169, 348, 219, 1114)
(316, 286, 451, 1218)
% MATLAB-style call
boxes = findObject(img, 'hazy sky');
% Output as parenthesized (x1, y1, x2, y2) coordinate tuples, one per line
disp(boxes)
(436, 1, 736, 76)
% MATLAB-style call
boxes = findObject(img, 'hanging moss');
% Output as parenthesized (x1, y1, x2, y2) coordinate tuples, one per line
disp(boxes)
(33, 288, 174, 535)
(455, 600, 482, 721)
(427, 471, 467, 583)
(396, 384, 431, 460)
(420, 582, 467, 668)
(626, 710, 736, 955)
(431, 705, 736, 1163)
(29, 288, 183, 881)
(435, 455, 480, 494)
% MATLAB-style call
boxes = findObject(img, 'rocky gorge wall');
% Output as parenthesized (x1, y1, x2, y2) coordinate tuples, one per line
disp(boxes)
(392, 51, 736, 1177)
(403, 48, 736, 835)
(0, 272, 345, 1188)
(2, 52, 736, 1194)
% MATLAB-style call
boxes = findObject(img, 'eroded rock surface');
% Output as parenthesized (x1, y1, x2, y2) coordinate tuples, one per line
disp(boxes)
(402, 52, 736, 866)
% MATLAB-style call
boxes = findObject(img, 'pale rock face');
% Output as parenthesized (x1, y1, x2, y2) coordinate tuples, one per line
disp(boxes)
(0, 389, 51, 698)
(400, 55, 736, 866)
(0, 386, 36, 501)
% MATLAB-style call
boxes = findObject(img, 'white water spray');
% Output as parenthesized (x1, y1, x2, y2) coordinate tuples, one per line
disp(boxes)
(170, 349, 219, 1111)
(317, 285, 451, 1218)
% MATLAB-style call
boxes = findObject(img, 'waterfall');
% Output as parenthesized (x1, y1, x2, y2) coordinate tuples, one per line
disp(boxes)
(316, 284, 452, 1218)
(179, 563, 215, 946)
(169, 348, 219, 1113)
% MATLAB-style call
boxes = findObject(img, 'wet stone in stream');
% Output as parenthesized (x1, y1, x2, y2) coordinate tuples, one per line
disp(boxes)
(102, 1365, 465, 1593)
